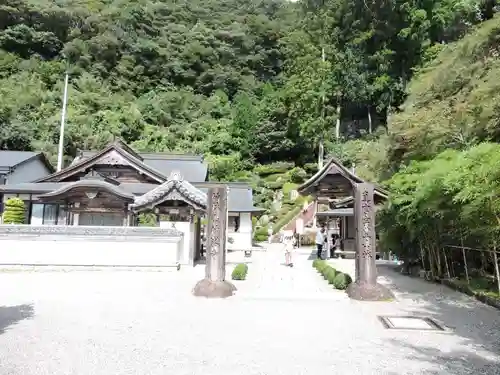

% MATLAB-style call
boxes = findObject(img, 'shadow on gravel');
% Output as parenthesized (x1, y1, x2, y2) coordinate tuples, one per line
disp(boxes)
(384, 340, 500, 375)
(377, 264, 500, 358)
(0, 304, 34, 334)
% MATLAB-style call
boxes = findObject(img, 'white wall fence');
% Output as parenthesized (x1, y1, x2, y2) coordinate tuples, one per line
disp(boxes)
(0, 225, 184, 268)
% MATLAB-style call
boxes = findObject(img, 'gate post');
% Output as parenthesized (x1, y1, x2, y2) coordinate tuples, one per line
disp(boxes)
(193, 186, 236, 298)
(346, 183, 394, 301)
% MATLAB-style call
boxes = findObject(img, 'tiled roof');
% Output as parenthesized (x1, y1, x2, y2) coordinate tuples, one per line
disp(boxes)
(71, 151, 208, 182)
(0, 181, 263, 213)
(130, 172, 207, 211)
(0, 151, 39, 168)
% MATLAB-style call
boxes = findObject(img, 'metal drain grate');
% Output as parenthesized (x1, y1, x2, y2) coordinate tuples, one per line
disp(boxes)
(378, 316, 445, 331)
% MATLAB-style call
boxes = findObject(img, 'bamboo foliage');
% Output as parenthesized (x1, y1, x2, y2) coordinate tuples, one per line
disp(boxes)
(378, 143, 500, 293)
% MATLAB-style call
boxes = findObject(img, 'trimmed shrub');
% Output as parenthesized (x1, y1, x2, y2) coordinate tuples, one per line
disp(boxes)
(315, 260, 328, 273)
(254, 162, 295, 177)
(324, 267, 338, 284)
(2, 197, 25, 224)
(313, 261, 340, 285)
(272, 205, 302, 233)
(289, 167, 307, 183)
(257, 215, 269, 226)
(263, 173, 285, 183)
(282, 182, 298, 195)
(253, 227, 268, 242)
(231, 263, 249, 280)
(333, 273, 353, 290)
(264, 180, 283, 189)
(138, 212, 157, 226)
(321, 266, 332, 280)
(303, 163, 318, 174)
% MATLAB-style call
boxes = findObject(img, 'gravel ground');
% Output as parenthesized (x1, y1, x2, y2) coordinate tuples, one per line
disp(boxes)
(0, 245, 499, 375)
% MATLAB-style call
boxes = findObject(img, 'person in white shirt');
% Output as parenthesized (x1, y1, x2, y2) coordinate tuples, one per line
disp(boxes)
(281, 231, 296, 267)
(315, 227, 326, 259)
(268, 225, 273, 244)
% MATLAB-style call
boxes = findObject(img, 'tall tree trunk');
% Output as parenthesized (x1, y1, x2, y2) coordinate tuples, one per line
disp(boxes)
(367, 106, 372, 134)
(461, 235, 470, 284)
(443, 247, 451, 279)
(335, 94, 341, 139)
(480, 251, 487, 275)
(493, 243, 500, 295)
(427, 245, 435, 280)
(434, 246, 442, 278)
(335, 106, 341, 139)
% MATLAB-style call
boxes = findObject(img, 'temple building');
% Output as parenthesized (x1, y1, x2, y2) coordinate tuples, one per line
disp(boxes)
(0, 140, 263, 260)
(299, 157, 387, 256)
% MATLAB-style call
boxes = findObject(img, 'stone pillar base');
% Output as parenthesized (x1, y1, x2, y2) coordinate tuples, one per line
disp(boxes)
(346, 282, 395, 301)
(192, 278, 237, 298)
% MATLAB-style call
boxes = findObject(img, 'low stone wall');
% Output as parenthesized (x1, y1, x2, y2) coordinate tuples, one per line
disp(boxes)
(0, 225, 184, 267)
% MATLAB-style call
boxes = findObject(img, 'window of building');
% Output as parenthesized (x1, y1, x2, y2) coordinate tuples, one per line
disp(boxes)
(42, 204, 58, 225)
(228, 214, 240, 233)
(30, 203, 67, 225)
(30, 204, 44, 225)
(57, 205, 67, 225)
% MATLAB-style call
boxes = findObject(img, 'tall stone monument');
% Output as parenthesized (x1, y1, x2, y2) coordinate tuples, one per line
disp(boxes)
(346, 183, 394, 301)
(193, 185, 236, 298)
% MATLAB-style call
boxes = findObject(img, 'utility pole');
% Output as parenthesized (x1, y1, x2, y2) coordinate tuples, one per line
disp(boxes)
(56, 71, 69, 172)
(318, 47, 325, 170)
(314, 47, 326, 229)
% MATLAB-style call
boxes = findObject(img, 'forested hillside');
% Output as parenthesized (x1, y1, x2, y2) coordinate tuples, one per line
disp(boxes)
(0, 0, 498, 234)
(1, 0, 493, 165)
(367, 14, 500, 299)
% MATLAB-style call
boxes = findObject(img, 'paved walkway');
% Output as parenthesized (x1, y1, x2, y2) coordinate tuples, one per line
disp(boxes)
(0, 244, 499, 375)
(232, 244, 347, 300)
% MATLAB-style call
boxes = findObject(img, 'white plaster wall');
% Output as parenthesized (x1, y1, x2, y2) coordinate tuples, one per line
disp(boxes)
(6, 158, 52, 184)
(0, 238, 183, 267)
(160, 221, 193, 265)
(228, 212, 252, 249)
(2, 194, 15, 202)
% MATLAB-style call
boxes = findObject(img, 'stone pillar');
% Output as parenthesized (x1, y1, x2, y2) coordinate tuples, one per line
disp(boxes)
(346, 183, 394, 301)
(194, 217, 201, 261)
(193, 186, 236, 298)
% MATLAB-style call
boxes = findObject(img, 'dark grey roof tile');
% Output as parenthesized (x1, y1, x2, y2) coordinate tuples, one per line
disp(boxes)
(0, 181, 261, 212)
(70, 151, 208, 182)
(0, 151, 39, 168)
(143, 159, 208, 182)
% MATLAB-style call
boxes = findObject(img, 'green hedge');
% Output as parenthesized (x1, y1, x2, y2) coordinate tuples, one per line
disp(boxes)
(272, 205, 302, 233)
(312, 260, 353, 290)
(263, 173, 285, 183)
(288, 167, 307, 183)
(231, 263, 249, 280)
(265, 180, 284, 189)
(333, 273, 352, 290)
(2, 197, 25, 224)
(282, 182, 298, 195)
(254, 162, 295, 177)
(253, 227, 268, 242)
(303, 163, 319, 175)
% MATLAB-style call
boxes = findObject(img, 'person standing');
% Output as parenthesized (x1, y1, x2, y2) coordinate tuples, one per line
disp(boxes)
(281, 230, 294, 267)
(293, 229, 300, 249)
(329, 234, 336, 259)
(315, 227, 326, 259)
(268, 225, 273, 244)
